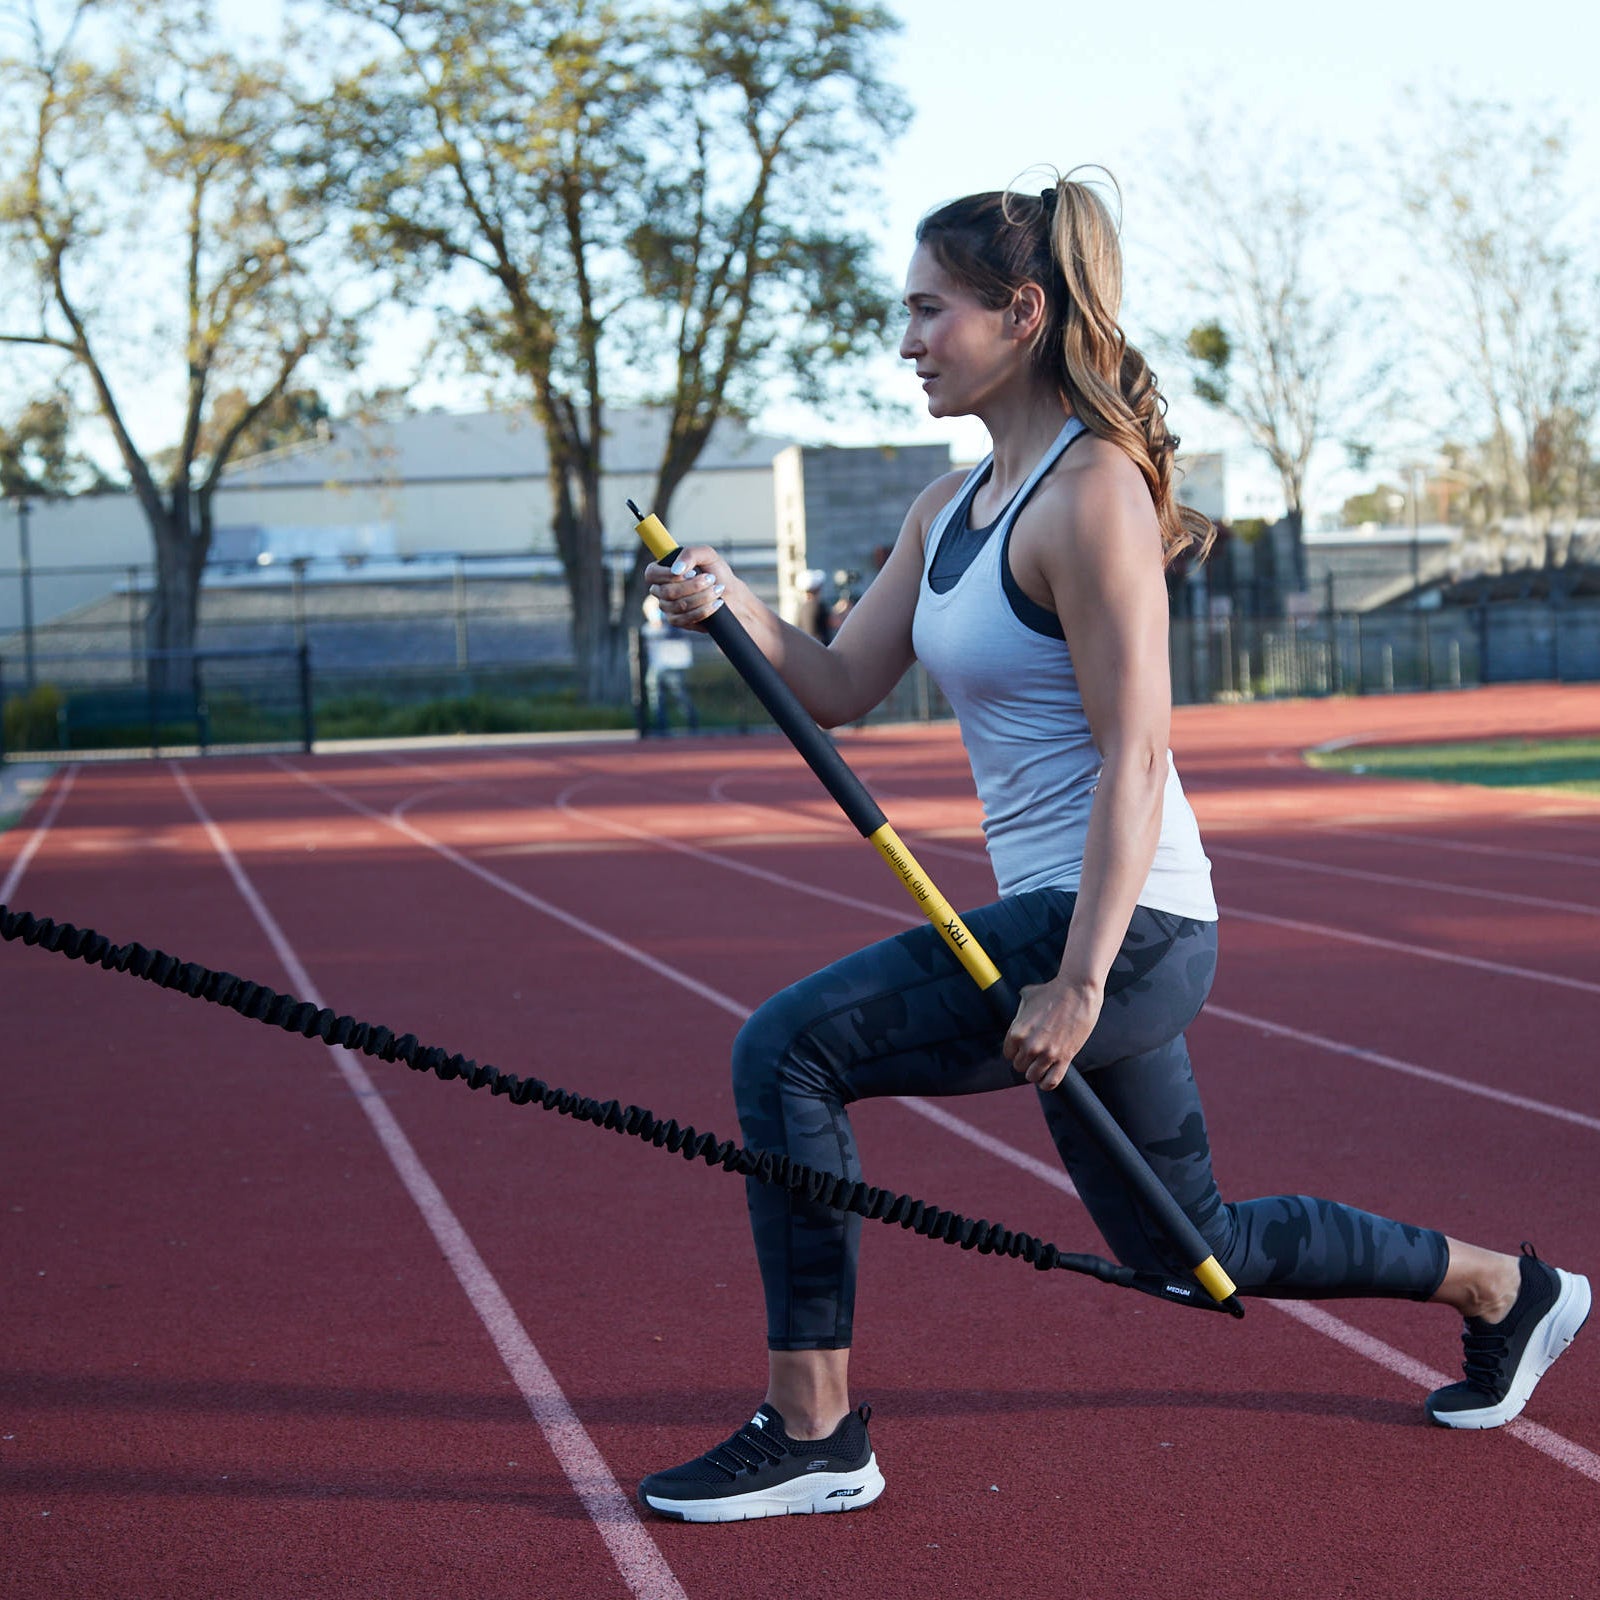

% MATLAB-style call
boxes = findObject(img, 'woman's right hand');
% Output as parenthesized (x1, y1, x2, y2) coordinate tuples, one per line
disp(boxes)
(645, 544, 739, 632)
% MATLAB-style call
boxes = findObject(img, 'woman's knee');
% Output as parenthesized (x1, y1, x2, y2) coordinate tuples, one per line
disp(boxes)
(731, 989, 832, 1129)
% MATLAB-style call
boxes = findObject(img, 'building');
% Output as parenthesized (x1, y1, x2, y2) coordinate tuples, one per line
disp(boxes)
(1304, 522, 1462, 612)
(1, 420, 1230, 645)
(772, 442, 951, 625)
(0, 407, 795, 638)
(211, 406, 793, 562)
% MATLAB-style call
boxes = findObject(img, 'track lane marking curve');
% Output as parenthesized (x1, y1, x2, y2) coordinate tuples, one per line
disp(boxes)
(400, 754, 1600, 1123)
(0, 764, 77, 905)
(1317, 823, 1600, 870)
(887, 831, 1600, 1001)
(298, 752, 1599, 1484)
(1208, 844, 1600, 917)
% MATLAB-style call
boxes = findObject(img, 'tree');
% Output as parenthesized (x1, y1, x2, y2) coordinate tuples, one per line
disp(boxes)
(1339, 482, 1404, 528)
(150, 386, 331, 477)
(0, 0, 357, 679)
(320, 0, 907, 701)
(0, 394, 106, 495)
(1393, 96, 1600, 570)
(1165, 121, 1393, 596)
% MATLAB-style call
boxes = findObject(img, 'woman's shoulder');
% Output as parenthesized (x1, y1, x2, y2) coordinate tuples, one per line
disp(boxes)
(902, 466, 976, 545)
(1034, 433, 1157, 532)
(914, 466, 974, 517)
(1012, 434, 1162, 577)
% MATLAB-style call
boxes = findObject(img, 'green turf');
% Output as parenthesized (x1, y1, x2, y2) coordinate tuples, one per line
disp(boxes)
(1307, 735, 1600, 795)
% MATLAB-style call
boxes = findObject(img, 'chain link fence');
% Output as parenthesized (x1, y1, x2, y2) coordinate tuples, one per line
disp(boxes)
(4, 554, 1598, 759)
(0, 646, 313, 760)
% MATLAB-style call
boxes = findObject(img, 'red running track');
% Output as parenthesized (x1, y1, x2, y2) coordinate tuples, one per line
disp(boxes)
(2, 683, 1597, 1599)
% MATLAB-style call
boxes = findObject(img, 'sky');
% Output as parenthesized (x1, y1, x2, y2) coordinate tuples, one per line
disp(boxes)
(783, 0, 1600, 519)
(23, 0, 1600, 523)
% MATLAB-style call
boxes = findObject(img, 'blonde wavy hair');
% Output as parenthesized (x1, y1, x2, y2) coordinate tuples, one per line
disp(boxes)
(916, 170, 1214, 567)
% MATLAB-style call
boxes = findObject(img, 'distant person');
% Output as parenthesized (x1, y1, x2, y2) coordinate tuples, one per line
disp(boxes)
(638, 170, 1588, 1522)
(641, 596, 698, 735)
(830, 567, 860, 634)
(799, 569, 834, 644)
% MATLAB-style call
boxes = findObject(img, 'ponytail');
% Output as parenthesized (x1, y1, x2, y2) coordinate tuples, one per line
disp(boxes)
(918, 173, 1214, 567)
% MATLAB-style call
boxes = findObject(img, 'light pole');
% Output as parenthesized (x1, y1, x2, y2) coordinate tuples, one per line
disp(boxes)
(1408, 463, 1422, 606)
(1407, 464, 1429, 689)
(8, 494, 36, 689)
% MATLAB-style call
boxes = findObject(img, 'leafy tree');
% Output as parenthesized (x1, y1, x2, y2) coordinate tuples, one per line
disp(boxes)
(150, 386, 331, 477)
(1339, 483, 1404, 528)
(0, 0, 357, 678)
(1394, 95, 1600, 567)
(319, 0, 907, 700)
(207, 386, 331, 463)
(1166, 121, 1394, 595)
(0, 394, 107, 495)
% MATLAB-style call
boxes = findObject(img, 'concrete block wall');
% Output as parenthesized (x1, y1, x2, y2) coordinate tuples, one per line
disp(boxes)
(775, 442, 951, 624)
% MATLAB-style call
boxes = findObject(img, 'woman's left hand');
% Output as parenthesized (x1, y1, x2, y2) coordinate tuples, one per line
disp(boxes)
(1003, 975, 1103, 1091)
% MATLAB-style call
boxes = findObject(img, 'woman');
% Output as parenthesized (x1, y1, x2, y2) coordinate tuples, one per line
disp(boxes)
(636, 175, 1589, 1522)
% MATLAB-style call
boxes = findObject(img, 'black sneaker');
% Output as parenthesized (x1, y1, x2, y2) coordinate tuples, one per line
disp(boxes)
(637, 1402, 884, 1522)
(1426, 1244, 1591, 1429)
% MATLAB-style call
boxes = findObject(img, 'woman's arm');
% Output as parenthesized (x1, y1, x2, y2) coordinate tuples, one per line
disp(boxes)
(1000, 444, 1174, 1089)
(646, 470, 966, 728)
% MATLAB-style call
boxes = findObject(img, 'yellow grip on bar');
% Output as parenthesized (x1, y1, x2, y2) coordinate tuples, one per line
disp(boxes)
(636, 512, 677, 562)
(1194, 1257, 1238, 1302)
(870, 823, 1003, 990)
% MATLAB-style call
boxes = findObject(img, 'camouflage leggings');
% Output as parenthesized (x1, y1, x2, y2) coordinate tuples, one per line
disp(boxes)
(733, 889, 1449, 1350)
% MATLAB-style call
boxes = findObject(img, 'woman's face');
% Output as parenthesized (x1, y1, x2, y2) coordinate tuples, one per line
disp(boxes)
(899, 242, 1029, 418)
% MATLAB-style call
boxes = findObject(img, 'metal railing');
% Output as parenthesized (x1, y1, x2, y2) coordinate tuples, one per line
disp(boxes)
(4, 554, 1598, 762)
(1168, 604, 1600, 703)
(0, 548, 782, 686)
(0, 645, 314, 761)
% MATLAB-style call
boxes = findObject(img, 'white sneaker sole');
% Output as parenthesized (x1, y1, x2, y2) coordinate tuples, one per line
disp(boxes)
(1429, 1268, 1591, 1429)
(641, 1454, 886, 1522)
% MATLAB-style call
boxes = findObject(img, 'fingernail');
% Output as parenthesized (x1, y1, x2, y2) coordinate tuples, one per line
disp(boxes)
(670, 559, 687, 576)
(713, 583, 725, 596)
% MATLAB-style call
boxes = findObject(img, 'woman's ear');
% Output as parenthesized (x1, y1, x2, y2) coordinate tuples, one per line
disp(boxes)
(1007, 281, 1047, 341)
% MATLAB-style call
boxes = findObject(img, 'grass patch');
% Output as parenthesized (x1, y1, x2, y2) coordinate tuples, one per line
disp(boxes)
(313, 689, 635, 740)
(1307, 736, 1600, 795)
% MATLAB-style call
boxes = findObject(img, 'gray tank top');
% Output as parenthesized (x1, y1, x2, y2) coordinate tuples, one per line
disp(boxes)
(910, 417, 1216, 919)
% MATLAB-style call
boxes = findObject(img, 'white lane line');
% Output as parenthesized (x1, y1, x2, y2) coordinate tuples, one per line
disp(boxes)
(894, 1096, 1079, 1198)
(390, 780, 468, 821)
(1202, 1005, 1600, 1132)
(0, 765, 78, 905)
(555, 779, 900, 922)
(1319, 824, 1600, 871)
(902, 1078, 1600, 1485)
(558, 795, 1600, 1127)
(885, 830, 1600, 1001)
(468, 761, 1600, 1124)
(708, 772, 842, 833)
(1271, 1302, 1600, 1487)
(300, 756, 1600, 1483)
(1210, 843, 1600, 918)
(1222, 906, 1600, 999)
(271, 756, 747, 1023)
(173, 765, 686, 1600)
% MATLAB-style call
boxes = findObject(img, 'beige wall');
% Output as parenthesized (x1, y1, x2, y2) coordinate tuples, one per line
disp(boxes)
(206, 466, 777, 558)
(0, 495, 149, 633)
(0, 465, 780, 633)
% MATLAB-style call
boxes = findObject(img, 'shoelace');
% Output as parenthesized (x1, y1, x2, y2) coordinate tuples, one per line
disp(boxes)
(1459, 1323, 1512, 1395)
(705, 1422, 791, 1479)
(1458, 1242, 1543, 1393)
